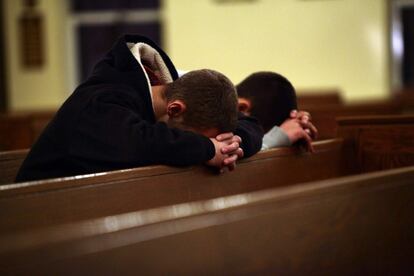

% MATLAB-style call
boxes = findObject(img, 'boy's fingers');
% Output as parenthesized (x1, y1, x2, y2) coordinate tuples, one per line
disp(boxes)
(232, 135, 242, 144)
(296, 111, 311, 121)
(221, 142, 240, 154)
(301, 115, 309, 123)
(302, 131, 314, 153)
(216, 132, 233, 141)
(290, 109, 298, 118)
(227, 162, 236, 171)
(299, 121, 318, 140)
(235, 148, 244, 159)
(308, 122, 318, 139)
(224, 148, 244, 159)
(223, 154, 238, 166)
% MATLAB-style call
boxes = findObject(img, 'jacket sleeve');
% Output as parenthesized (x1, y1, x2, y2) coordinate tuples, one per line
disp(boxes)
(261, 126, 291, 150)
(68, 93, 215, 170)
(234, 112, 264, 158)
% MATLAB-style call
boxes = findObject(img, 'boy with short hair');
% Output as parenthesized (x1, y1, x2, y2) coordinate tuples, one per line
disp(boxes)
(237, 71, 317, 151)
(16, 35, 262, 182)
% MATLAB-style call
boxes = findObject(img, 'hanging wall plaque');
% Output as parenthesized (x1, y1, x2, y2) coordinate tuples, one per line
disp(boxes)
(19, 0, 44, 68)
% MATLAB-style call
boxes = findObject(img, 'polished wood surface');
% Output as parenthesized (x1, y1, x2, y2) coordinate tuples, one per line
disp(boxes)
(0, 149, 28, 184)
(0, 114, 33, 150)
(0, 139, 353, 233)
(297, 92, 404, 139)
(1, 166, 413, 275)
(337, 115, 414, 172)
(3, 113, 413, 186)
(308, 101, 403, 139)
(297, 90, 343, 108)
(0, 114, 413, 274)
(0, 110, 54, 150)
(1, 114, 414, 233)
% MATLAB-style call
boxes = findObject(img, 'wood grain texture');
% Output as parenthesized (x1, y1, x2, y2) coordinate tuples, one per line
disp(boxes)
(0, 149, 28, 184)
(297, 91, 343, 108)
(0, 114, 413, 274)
(1, 166, 413, 275)
(308, 101, 403, 139)
(0, 110, 54, 150)
(337, 115, 414, 172)
(1, 114, 413, 235)
(0, 139, 354, 233)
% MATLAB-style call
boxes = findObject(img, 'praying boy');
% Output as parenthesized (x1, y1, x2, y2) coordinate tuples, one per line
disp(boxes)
(16, 35, 263, 182)
(237, 71, 317, 151)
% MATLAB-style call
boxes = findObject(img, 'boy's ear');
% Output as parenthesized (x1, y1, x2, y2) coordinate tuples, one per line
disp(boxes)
(167, 100, 186, 118)
(238, 97, 252, 115)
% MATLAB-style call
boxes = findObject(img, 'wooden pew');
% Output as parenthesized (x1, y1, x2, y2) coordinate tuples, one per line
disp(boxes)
(296, 91, 404, 139)
(3, 113, 413, 186)
(0, 138, 354, 233)
(297, 90, 343, 108)
(0, 110, 55, 151)
(0, 149, 28, 184)
(1, 165, 413, 275)
(337, 114, 414, 172)
(394, 88, 414, 113)
(0, 113, 33, 151)
(309, 100, 403, 139)
(1, 114, 413, 233)
(0, 97, 405, 179)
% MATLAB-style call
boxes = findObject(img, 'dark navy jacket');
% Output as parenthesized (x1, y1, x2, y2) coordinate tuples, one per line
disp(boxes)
(16, 35, 263, 182)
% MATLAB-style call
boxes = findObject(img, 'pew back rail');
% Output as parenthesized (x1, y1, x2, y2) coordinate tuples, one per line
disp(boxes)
(1, 166, 413, 275)
(0, 139, 353, 233)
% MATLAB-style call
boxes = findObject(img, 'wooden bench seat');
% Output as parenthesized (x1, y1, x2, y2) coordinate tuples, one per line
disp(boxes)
(297, 90, 343, 108)
(310, 101, 403, 139)
(0, 110, 55, 151)
(1, 165, 413, 275)
(0, 114, 412, 274)
(1, 114, 413, 234)
(0, 149, 28, 184)
(337, 114, 414, 172)
(0, 138, 353, 233)
(2, 113, 412, 186)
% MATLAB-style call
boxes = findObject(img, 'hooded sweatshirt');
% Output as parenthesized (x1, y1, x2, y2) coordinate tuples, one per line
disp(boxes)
(15, 35, 263, 182)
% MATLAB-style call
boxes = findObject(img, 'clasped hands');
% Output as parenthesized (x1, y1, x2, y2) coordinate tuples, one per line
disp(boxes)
(206, 109, 318, 173)
(206, 133, 243, 173)
(280, 110, 318, 153)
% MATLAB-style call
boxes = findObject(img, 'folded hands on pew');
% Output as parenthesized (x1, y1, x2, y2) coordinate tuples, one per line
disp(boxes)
(207, 132, 243, 173)
(280, 110, 318, 153)
(206, 109, 318, 173)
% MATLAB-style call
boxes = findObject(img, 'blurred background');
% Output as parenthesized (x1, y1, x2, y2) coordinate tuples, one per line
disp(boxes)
(0, 0, 413, 112)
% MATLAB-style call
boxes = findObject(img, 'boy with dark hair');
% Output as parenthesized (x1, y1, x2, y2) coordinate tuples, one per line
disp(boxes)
(163, 69, 238, 133)
(237, 71, 317, 151)
(16, 35, 262, 182)
(237, 71, 297, 132)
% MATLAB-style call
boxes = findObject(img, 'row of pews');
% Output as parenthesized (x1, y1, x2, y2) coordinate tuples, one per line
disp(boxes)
(1, 91, 413, 151)
(2, 166, 412, 274)
(297, 90, 414, 139)
(2, 114, 414, 185)
(0, 114, 413, 274)
(0, 110, 55, 151)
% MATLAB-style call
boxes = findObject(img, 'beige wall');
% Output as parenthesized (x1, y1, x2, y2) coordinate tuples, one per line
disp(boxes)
(3, 0, 390, 110)
(3, 0, 69, 110)
(163, 0, 390, 102)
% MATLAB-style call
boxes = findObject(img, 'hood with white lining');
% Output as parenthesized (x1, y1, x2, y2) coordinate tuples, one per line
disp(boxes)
(127, 42, 173, 85)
